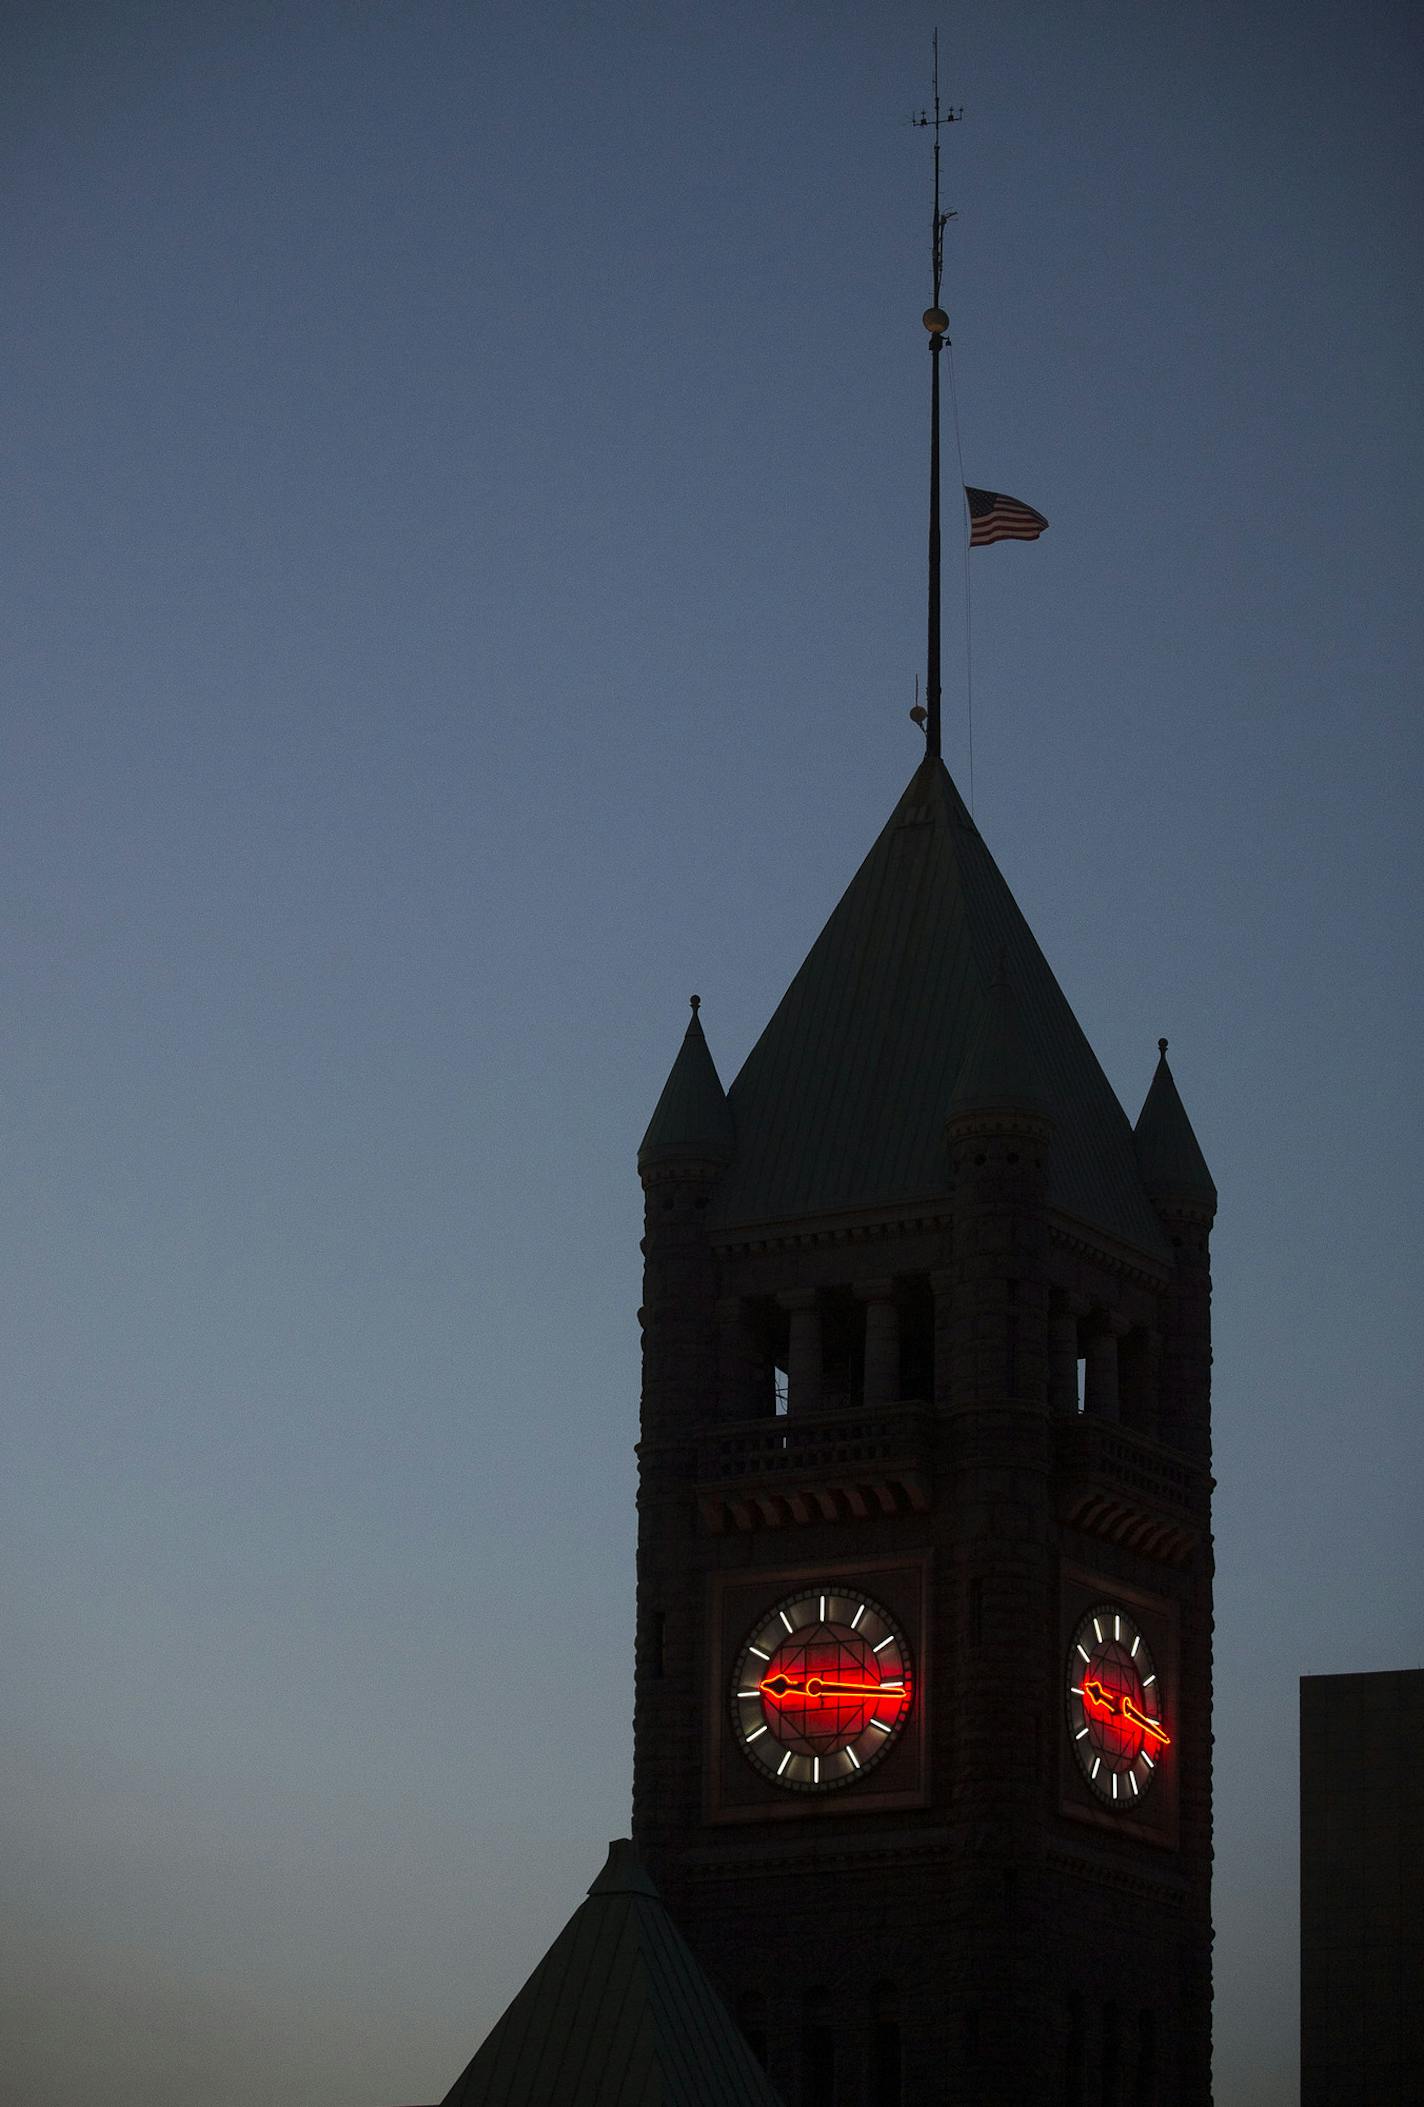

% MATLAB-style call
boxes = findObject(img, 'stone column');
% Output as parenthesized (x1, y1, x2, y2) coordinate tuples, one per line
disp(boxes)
(1118, 1324, 1162, 1439)
(778, 1289, 821, 1416)
(1140, 1326, 1163, 1440)
(716, 1297, 771, 1420)
(855, 1279, 900, 1406)
(1048, 1294, 1084, 1417)
(930, 1266, 955, 1410)
(1084, 1313, 1127, 1422)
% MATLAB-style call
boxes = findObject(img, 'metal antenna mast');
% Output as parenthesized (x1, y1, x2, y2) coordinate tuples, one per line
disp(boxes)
(912, 30, 960, 763)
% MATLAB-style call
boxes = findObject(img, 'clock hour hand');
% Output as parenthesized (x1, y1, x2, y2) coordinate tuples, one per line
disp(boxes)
(1081, 1677, 1171, 1747)
(760, 1673, 905, 1701)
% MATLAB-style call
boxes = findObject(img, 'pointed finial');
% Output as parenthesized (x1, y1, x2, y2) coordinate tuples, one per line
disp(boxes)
(690, 994, 701, 1014)
(1158, 1037, 1169, 1057)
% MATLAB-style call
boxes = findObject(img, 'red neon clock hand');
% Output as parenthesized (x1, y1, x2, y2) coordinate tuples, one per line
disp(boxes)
(1121, 1695, 1170, 1746)
(1081, 1677, 1171, 1747)
(760, 1673, 905, 1701)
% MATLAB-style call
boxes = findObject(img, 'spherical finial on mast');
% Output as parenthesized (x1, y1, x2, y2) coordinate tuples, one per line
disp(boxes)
(690, 994, 701, 1015)
(1158, 1037, 1169, 1057)
(923, 306, 949, 335)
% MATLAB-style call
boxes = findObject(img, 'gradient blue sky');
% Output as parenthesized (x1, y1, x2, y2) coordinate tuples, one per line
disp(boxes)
(4, 5, 1420, 2103)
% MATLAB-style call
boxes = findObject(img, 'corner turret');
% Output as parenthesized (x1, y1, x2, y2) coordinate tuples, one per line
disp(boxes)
(637, 996, 734, 1177)
(1134, 1037, 1217, 1218)
(1135, 1038, 1214, 1465)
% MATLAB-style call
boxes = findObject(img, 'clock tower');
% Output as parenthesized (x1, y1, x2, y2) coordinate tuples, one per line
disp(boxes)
(633, 66, 1215, 2101)
(631, 771, 1216, 2107)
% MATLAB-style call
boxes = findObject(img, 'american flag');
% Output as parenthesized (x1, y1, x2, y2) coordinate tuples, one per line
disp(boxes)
(965, 486, 1048, 546)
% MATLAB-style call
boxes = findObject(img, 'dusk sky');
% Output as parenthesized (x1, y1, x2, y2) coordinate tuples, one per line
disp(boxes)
(3, 5, 1420, 2104)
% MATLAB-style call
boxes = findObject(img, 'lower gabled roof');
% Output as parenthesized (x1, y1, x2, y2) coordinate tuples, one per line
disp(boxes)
(440, 1841, 785, 2107)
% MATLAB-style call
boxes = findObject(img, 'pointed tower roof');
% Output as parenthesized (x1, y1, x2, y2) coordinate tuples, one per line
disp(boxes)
(712, 757, 1170, 1263)
(638, 998, 734, 1175)
(439, 1840, 785, 2107)
(1134, 1039, 1217, 1213)
(948, 950, 1051, 1121)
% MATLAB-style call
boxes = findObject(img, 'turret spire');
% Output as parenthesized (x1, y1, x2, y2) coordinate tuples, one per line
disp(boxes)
(1134, 1038, 1217, 1213)
(636, 994, 734, 1175)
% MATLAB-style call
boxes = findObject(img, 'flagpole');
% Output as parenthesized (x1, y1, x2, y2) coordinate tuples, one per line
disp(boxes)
(915, 31, 955, 766)
(926, 312, 945, 763)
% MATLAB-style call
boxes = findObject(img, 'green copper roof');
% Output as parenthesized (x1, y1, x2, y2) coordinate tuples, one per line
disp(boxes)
(440, 1840, 785, 2107)
(711, 757, 1171, 1264)
(1134, 1040, 1217, 1211)
(638, 999, 735, 1173)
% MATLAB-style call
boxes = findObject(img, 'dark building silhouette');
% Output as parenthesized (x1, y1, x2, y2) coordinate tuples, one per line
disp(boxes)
(633, 757, 1217, 2104)
(1300, 1669, 1424, 2106)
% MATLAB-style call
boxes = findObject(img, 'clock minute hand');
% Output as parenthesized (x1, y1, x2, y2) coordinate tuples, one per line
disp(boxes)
(1120, 1694, 1170, 1746)
(760, 1673, 904, 1700)
(1081, 1677, 1170, 1747)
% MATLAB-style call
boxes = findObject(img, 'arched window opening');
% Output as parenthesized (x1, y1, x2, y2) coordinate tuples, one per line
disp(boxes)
(1119, 1328, 1157, 1435)
(820, 1286, 865, 1412)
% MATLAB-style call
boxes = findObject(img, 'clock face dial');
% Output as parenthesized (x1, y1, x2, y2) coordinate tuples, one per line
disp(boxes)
(1066, 1604, 1172, 1809)
(730, 1587, 913, 1792)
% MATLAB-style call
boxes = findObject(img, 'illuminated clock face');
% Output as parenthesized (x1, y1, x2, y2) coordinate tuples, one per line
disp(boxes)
(730, 1587, 913, 1792)
(1067, 1604, 1172, 1809)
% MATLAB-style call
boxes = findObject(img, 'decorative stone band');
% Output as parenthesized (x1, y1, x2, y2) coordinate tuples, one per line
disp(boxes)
(695, 1401, 933, 1535)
